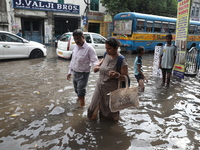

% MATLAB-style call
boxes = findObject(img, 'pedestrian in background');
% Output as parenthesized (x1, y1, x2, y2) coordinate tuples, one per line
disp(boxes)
(67, 29, 99, 107)
(134, 46, 148, 92)
(16, 30, 22, 37)
(87, 37, 129, 121)
(159, 34, 177, 87)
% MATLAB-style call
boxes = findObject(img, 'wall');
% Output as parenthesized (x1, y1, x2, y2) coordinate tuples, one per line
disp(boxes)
(0, 0, 8, 31)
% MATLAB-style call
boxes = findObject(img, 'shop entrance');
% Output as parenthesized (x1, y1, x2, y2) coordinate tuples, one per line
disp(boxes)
(21, 18, 44, 43)
(54, 17, 79, 40)
(88, 23, 100, 34)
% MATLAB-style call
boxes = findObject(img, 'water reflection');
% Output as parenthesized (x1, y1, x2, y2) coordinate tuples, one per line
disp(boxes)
(0, 47, 200, 149)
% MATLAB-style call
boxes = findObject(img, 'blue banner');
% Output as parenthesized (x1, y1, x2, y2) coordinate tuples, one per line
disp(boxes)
(173, 70, 184, 79)
(13, 0, 79, 14)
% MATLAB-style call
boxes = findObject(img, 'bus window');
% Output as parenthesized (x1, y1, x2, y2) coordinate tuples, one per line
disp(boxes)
(146, 21, 153, 32)
(169, 22, 176, 33)
(154, 21, 161, 32)
(162, 22, 169, 33)
(189, 25, 196, 34)
(113, 20, 132, 35)
(197, 26, 200, 34)
(137, 19, 145, 32)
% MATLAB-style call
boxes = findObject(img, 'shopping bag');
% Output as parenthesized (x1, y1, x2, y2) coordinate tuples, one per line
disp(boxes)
(108, 76, 139, 112)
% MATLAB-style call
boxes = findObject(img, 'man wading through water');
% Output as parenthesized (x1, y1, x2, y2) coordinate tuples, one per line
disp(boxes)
(67, 29, 99, 107)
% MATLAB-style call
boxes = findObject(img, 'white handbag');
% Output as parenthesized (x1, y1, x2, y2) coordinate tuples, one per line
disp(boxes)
(108, 76, 139, 112)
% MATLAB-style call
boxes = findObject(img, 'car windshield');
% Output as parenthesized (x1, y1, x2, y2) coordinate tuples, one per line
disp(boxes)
(60, 34, 72, 42)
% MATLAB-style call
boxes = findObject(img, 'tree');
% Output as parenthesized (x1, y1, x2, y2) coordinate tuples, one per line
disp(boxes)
(100, 0, 178, 17)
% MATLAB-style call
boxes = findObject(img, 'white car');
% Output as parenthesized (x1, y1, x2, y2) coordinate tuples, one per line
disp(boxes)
(0, 31, 47, 60)
(56, 32, 120, 59)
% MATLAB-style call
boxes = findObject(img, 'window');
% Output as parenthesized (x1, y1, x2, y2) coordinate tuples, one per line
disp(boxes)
(189, 25, 196, 34)
(84, 34, 91, 43)
(0, 33, 23, 42)
(154, 21, 161, 32)
(33, 21, 40, 32)
(191, 7, 195, 16)
(113, 20, 132, 35)
(196, 8, 199, 17)
(91, 34, 105, 44)
(58, 0, 64, 4)
(197, 26, 200, 34)
(169, 22, 176, 33)
(137, 19, 145, 32)
(24, 20, 31, 31)
(60, 34, 71, 41)
(162, 22, 169, 33)
(146, 21, 153, 32)
(90, 0, 99, 11)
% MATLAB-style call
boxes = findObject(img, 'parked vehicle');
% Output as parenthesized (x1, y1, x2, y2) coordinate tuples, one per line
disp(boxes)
(56, 32, 120, 59)
(0, 31, 47, 60)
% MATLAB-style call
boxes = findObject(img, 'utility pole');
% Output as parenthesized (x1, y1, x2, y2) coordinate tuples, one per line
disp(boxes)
(83, 0, 90, 32)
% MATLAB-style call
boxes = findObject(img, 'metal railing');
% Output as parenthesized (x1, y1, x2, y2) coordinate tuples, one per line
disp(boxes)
(184, 47, 200, 77)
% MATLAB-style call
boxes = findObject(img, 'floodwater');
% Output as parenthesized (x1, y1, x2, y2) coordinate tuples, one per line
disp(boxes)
(0, 46, 200, 150)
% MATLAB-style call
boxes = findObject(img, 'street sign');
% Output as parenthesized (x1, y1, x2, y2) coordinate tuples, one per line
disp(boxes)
(83, 17, 88, 25)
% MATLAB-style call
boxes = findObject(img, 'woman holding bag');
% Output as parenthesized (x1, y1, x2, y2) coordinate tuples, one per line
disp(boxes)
(87, 37, 129, 121)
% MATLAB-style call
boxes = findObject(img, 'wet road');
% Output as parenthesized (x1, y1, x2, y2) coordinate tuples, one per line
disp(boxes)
(0, 46, 200, 150)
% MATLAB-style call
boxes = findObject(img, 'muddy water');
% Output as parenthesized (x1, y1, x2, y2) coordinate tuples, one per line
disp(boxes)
(0, 47, 200, 150)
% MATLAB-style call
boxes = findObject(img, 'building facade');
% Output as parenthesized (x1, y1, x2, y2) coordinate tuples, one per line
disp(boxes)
(0, 0, 109, 44)
(191, 0, 200, 21)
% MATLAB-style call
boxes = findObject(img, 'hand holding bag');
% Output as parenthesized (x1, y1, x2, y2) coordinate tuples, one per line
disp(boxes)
(108, 75, 139, 112)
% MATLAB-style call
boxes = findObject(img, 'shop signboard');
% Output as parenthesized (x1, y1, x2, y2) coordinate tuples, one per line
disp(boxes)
(13, 0, 80, 14)
(174, 0, 192, 79)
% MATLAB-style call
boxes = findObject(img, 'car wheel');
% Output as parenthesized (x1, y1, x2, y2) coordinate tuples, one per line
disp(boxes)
(30, 49, 43, 59)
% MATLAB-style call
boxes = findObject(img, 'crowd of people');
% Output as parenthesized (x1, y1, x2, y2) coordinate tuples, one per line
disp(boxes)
(67, 29, 177, 121)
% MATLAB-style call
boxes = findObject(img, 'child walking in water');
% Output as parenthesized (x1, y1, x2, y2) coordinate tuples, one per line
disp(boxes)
(134, 46, 148, 92)
(159, 34, 177, 87)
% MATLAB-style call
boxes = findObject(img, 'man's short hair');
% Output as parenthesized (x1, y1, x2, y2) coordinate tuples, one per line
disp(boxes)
(137, 46, 145, 54)
(137, 46, 144, 54)
(73, 29, 83, 36)
(166, 34, 172, 39)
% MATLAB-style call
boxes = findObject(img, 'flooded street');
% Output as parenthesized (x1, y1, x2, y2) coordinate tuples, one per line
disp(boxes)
(0, 46, 200, 150)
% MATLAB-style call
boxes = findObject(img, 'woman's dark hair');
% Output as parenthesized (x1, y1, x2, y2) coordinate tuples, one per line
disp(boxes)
(166, 34, 172, 39)
(137, 46, 145, 54)
(105, 37, 121, 48)
(73, 29, 83, 36)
